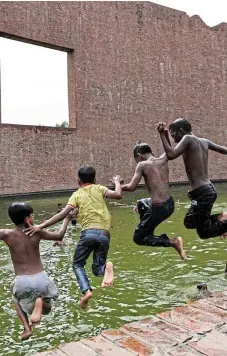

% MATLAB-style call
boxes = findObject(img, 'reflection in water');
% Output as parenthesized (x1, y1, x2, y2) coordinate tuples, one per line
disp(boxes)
(0, 184, 227, 354)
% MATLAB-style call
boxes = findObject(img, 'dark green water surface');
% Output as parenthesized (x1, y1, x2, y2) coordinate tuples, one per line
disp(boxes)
(1, 184, 227, 355)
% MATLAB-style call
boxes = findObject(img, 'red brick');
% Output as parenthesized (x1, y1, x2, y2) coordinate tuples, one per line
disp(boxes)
(1, 2, 227, 194)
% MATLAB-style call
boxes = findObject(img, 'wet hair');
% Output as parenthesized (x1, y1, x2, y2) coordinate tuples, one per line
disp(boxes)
(78, 165, 96, 183)
(133, 141, 152, 158)
(8, 202, 33, 226)
(169, 118, 192, 133)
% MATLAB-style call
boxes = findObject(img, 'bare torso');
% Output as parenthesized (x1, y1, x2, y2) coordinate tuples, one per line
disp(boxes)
(142, 154, 170, 204)
(183, 135, 210, 190)
(3, 228, 43, 275)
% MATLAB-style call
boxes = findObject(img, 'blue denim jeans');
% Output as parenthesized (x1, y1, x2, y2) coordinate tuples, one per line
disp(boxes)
(72, 229, 110, 293)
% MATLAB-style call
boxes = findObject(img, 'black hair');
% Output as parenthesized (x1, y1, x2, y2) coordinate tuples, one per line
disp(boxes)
(169, 118, 192, 133)
(133, 141, 152, 157)
(58, 203, 62, 207)
(78, 165, 96, 183)
(8, 202, 33, 226)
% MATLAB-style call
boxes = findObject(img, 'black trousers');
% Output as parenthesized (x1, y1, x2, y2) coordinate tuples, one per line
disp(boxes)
(133, 196, 174, 247)
(184, 183, 227, 239)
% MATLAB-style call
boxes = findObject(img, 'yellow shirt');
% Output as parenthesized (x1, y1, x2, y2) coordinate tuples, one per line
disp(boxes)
(67, 184, 111, 231)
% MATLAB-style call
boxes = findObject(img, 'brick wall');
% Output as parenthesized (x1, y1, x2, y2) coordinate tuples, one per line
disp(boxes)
(0, 2, 227, 194)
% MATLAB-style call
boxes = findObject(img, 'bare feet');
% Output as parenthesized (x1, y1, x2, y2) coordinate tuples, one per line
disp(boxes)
(29, 297, 42, 326)
(19, 328, 33, 341)
(101, 261, 114, 287)
(218, 212, 227, 239)
(170, 237, 187, 261)
(80, 290, 92, 309)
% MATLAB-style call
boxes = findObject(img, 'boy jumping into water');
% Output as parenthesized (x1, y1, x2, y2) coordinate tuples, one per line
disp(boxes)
(25, 165, 122, 308)
(121, 142, 186, 261)
(157, 118, 227, 239)
(0, 202, 71, 341)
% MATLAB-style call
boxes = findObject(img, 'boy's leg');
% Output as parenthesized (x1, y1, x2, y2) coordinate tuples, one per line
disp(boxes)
(29, 297, 43, 325)
(42, 298, 52, 315)
(91, 231, 112, 287)
(101, 261, 114, 288)
(134, 197, 186, 261)
(72, 232, 94, 308)
(184, 200, 198, 229)
(14, 302, 33, 340)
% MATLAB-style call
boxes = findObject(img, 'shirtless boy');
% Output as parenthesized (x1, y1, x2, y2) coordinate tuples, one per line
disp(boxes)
(157, 118, 227, 239)
(0, 202, 71, 341)
(25, 165, 122, 309)
(121, 142, 186, 260)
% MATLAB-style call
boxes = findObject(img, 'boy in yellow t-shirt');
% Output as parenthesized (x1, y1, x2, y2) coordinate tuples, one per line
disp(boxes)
(25, 165, 122, 309)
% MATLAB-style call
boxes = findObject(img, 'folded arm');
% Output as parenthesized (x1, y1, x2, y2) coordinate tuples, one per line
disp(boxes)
(105, 175, 122, 200)
(39, 216, 71, 241)
(121, 163, 143, 191)
(24, 205, 76, 236)
(0, 229, 7, 241)
(159, 133, 189, 160)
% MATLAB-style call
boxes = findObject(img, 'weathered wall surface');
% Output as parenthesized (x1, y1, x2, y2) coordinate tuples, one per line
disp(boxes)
(0, 2, 227, 194)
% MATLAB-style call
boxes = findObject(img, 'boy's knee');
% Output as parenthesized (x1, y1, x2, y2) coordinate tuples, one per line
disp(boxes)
(92, 265, 104, 277)
(196, 228, 208, 240)
(133, 233, 143, 245)
(184, 217, 196, 229)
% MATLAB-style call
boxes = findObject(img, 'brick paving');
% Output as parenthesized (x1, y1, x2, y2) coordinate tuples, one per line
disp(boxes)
(35, 291, 227, 356)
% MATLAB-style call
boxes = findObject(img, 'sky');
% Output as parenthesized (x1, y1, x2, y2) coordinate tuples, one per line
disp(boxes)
(1, 0, 227, 127)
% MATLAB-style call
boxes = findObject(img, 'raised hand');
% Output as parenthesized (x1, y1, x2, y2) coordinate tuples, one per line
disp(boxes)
(110, 175, 124, 185)
(156, 122, 167, 133)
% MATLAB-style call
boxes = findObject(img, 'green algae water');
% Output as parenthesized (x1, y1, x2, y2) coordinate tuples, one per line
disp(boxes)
(1, 184, 227, 355)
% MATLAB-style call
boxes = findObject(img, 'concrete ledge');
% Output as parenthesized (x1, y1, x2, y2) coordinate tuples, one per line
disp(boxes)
(35, 290, 227, 356)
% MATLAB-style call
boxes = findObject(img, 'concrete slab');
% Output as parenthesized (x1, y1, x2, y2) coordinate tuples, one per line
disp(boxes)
(189, 330, 227, 356)
(81, 335, 135, 356)
(139, 317, 192, 342)
(121, 322, 178, 348)
(117, 336, 155, 355)
(191, 299, 227, 319)
(167, 345, 200, 355)
(206, 296, 227, 310)
(157, 309, 212, 333)
(59, 341, 99, 355)
(101, 329, 127, 342)
(35, 290, 227, 356)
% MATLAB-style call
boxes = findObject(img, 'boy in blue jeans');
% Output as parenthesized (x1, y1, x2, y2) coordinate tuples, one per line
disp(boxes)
(25, 165, 122, 308)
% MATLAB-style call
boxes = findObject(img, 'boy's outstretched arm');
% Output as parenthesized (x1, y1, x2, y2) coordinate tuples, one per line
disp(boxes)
(24, 205, 76, 236)
(207, 140, 227, 154)
(105, 175, 122, 200)
(0, 229, 7, 241)
(156, 122, 189, 160)
(121, 163, 143, 191)
(37, 213, 73, 241)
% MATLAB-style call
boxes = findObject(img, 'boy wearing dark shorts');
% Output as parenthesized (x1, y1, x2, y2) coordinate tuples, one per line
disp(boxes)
(157, 119, 227, 239)
(121, 142, 186, 260)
